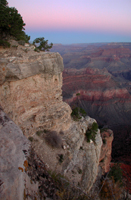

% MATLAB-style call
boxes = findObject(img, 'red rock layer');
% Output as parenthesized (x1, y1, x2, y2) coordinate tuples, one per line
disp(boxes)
(63, 68, 131, 104)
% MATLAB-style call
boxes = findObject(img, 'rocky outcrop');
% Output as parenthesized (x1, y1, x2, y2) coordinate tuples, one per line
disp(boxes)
(32, 116, 102, 193)
(0, 107, 29, 200)
(0, 45, 103, 196)
(0, 47, 71, 137)
(99, 129, 113, 173)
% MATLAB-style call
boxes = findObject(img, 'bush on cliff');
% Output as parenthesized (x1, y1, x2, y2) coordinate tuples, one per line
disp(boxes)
(33, 37, 53, 52)
(108, 163, 123, 184)
(71, 107, 86, 121)
(85, 122, 98, 143)
(0, 0, 30, 47)
(100, 163, 123, 199)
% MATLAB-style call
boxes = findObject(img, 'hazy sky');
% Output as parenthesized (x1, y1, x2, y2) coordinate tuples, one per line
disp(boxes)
(8, 0, 131, 44)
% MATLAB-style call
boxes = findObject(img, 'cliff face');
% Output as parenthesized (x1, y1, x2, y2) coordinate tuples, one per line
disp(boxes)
(0, 45, 103, 198)
(100, 129, 114, 173)
(0, 48, 71, 137)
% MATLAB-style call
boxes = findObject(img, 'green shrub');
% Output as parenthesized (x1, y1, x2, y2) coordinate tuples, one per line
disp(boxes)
(0, 0, 30, 47)
(85, 122, 98, 143)
(36, 129, 48, 136)
(0, 39, 10, 47)
(71, 107, 81, 120)
(33, 37, 53, 52)
(91, 122, 98, 131)
(36, 130, 43, 136)
(71, 107, 86, 121)
(108, 163, 123, 184)
(34, 47, 40, 52)
(76, 93, 80, 96)
(100, 128, 108, 133)
(79, 107, 86, 116)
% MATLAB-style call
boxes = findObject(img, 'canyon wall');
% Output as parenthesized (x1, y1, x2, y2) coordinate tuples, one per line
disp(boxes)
(0, 45, 103, 198)
(62, 68, 131, 161)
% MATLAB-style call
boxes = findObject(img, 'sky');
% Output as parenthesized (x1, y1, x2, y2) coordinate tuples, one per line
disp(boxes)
(8, 0, 131, 44)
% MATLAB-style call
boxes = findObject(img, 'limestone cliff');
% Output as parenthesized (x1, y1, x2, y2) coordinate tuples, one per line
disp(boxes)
(0, 46, 70, 136)
(0, 44, 103, 198)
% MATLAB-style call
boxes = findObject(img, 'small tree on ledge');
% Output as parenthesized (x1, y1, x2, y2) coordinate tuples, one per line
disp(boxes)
(33, 37, 53, 52)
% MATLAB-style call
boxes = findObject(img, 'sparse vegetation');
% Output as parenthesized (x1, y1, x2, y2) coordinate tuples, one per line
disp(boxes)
(108, 163, 123, 184)
(0, 39, 10, 47)
(85, 122, 98, 143)
(36, 129, 48, 136)
(0, 0, 30, 47)
(76, 93, 80, 96)
(100, 177, 123, 200)
(100, 128, 108, 133)
(36, 130, 43, 136)
(44, 131, 62, 148)
(71, 107, 86, 121)
(100, 163, 124, 200)
(33, 37, 53, 52)
(49, 171, 90, 200)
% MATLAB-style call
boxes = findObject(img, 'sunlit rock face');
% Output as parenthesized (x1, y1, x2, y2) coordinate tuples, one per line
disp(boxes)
(0, 47, 103, 194)
(0, 49, 71, 137)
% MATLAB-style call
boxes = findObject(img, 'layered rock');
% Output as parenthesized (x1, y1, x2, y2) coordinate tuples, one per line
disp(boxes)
(0, 45, 102, 195)
(62, 68, 131, 161)
(63, 68, 131, 103)
(0, 47, 71, 137)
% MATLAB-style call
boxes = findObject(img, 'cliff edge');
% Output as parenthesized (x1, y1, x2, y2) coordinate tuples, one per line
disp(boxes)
(0, 44, 103, 198)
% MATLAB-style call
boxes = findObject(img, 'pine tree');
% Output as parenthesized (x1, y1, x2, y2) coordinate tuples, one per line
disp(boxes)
(0, 0, 30, 46)
(33, 37, 53, 52)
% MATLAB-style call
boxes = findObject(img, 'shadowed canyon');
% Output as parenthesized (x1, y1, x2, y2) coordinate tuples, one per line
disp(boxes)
(51, 43, 131, 163)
